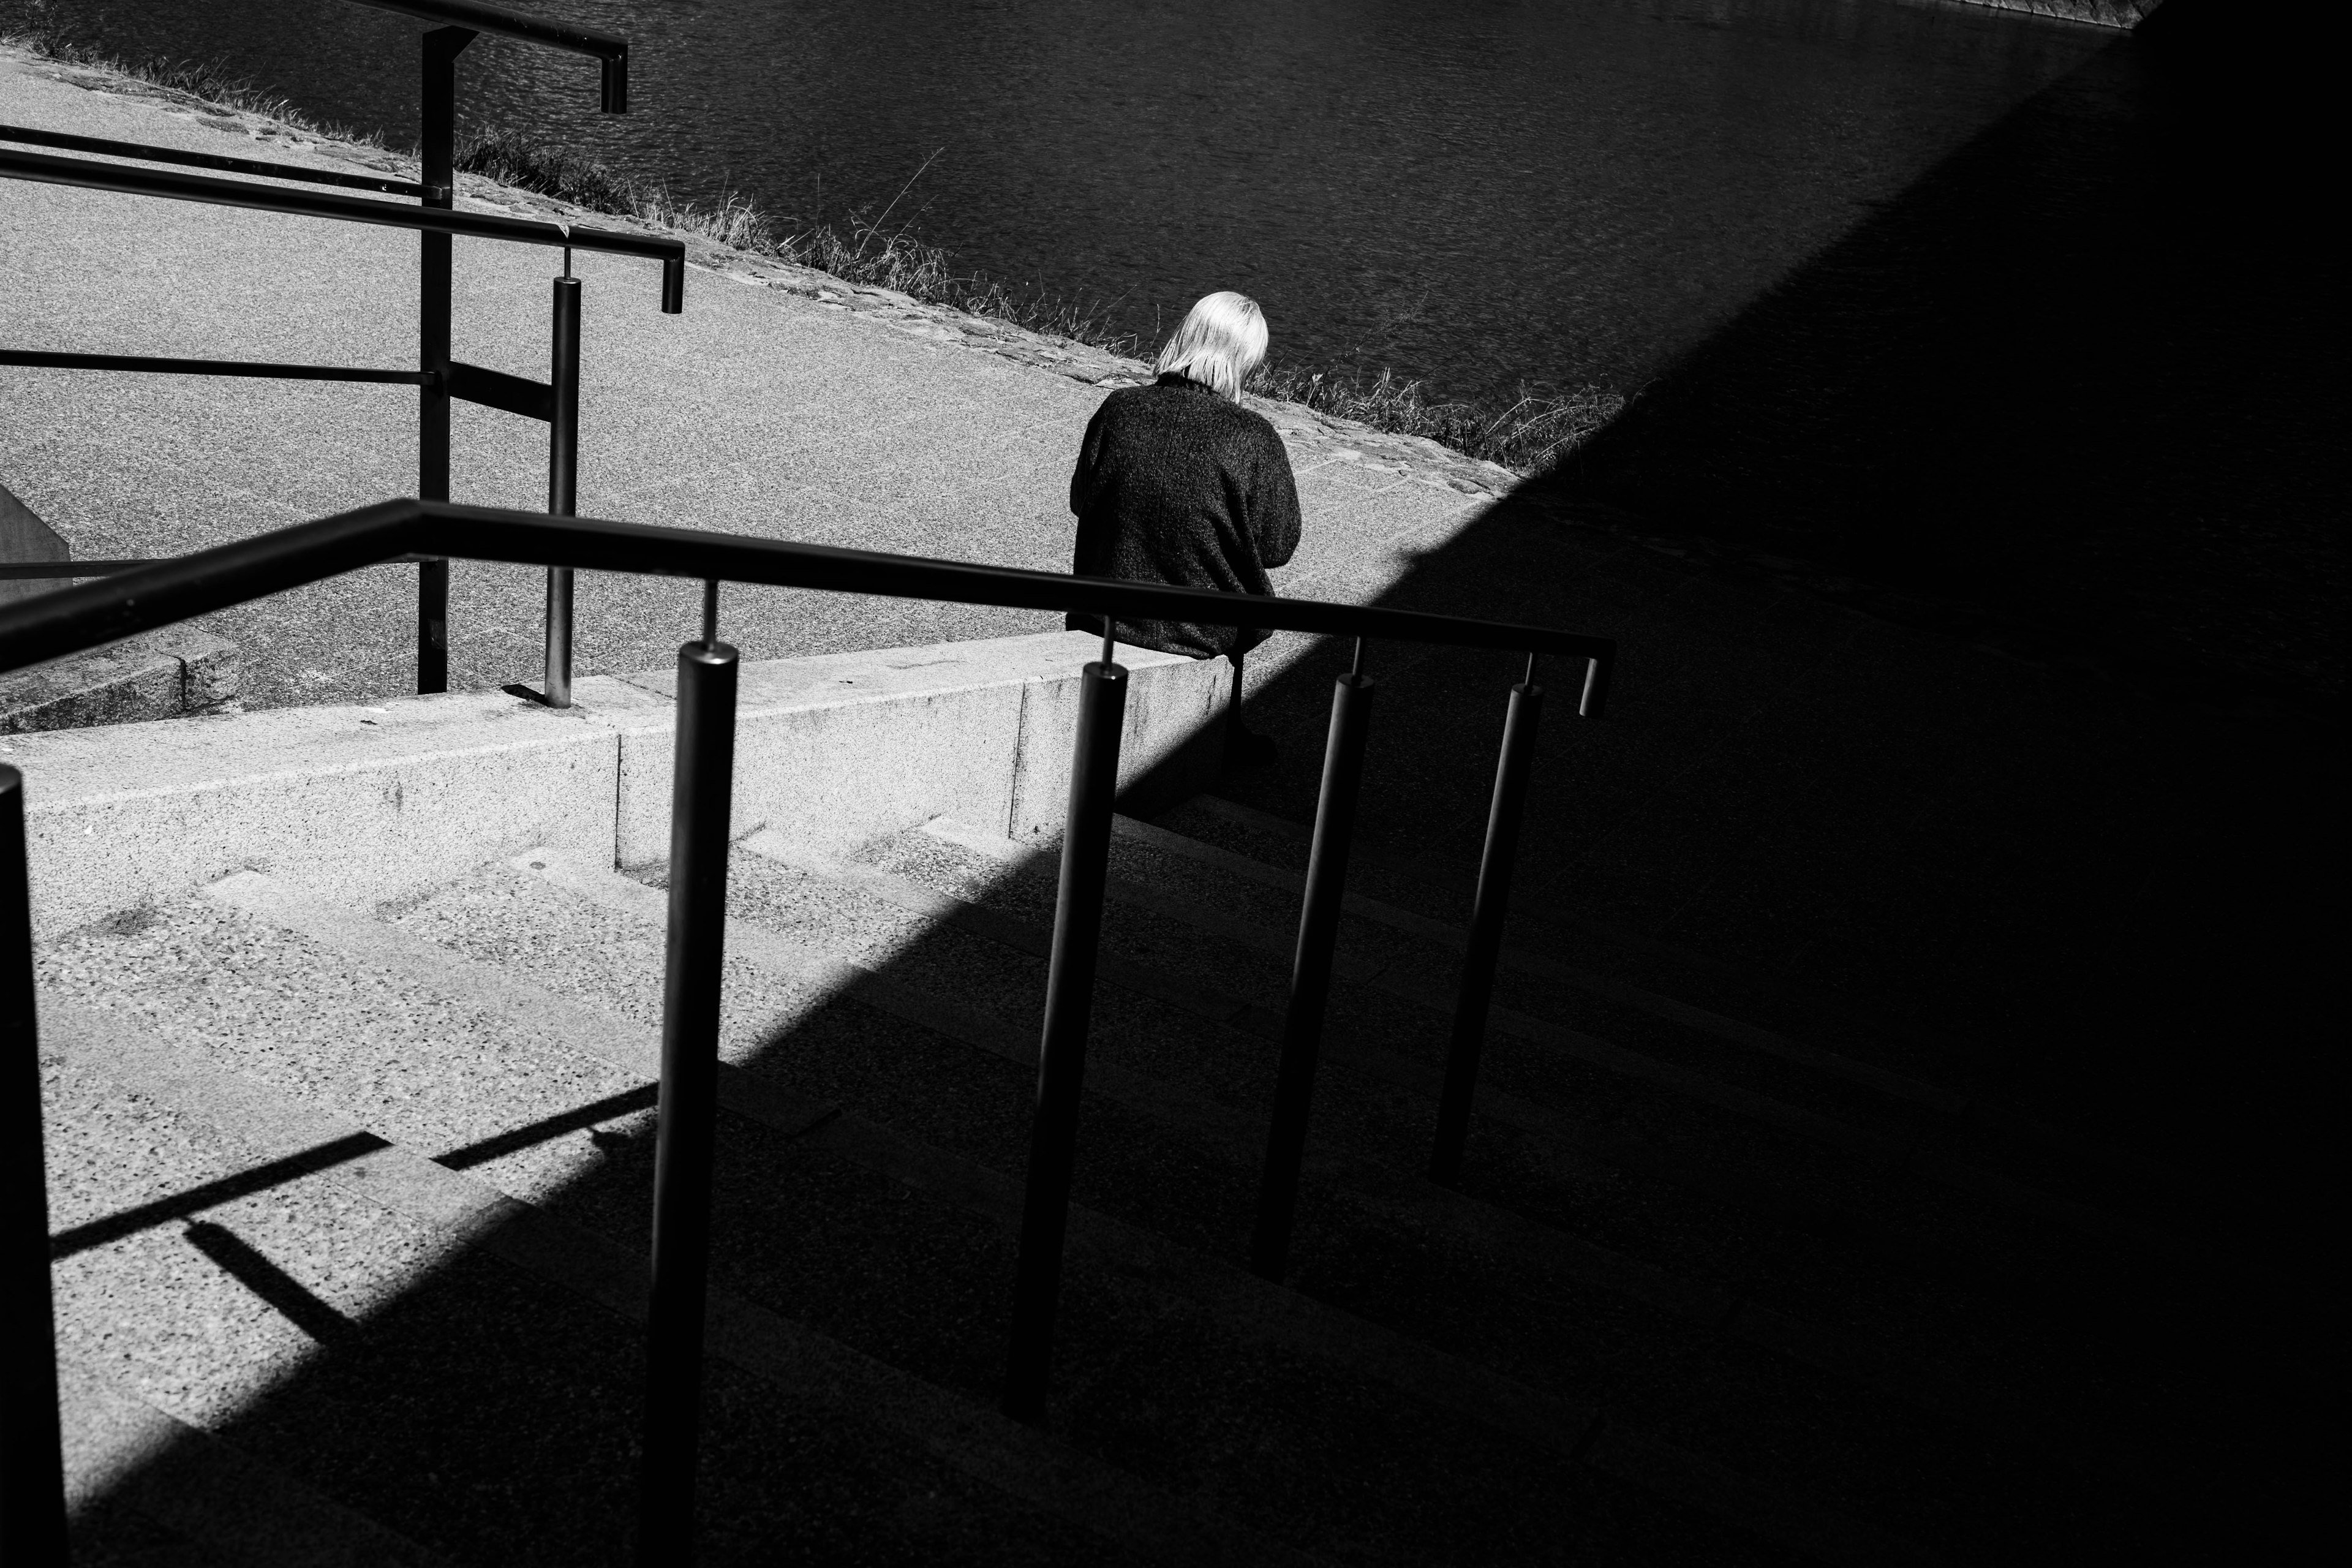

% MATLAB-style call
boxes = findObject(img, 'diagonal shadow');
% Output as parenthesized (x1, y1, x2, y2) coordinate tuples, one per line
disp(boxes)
(1513, 0, 2337, 714)
(53, 3, 2332, 1560)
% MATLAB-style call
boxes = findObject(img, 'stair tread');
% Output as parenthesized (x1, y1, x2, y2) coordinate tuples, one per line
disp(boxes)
(399, 854, 1996, 1562)
(1085, 813, 2251, 1273)
(42, 997, 1310, 1568)
(152, 867, 1841, 1562)
(58, 1353, 451, 1567)
(1161, 797, 2192, 1197)
(34, 832, 2209, 1562)
(592, 842, 2163, 1556)
(755, 827, 2208, 1490)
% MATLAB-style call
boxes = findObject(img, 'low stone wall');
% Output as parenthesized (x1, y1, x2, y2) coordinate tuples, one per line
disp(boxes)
(5, 631, 1226, 938)
(0, 627, 240, 734)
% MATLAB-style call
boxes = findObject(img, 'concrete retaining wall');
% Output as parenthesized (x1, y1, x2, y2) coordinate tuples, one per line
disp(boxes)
(3, 631, 1227, 938)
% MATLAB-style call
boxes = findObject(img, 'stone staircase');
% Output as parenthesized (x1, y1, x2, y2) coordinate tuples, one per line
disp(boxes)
(34, 774, 2245, 1564)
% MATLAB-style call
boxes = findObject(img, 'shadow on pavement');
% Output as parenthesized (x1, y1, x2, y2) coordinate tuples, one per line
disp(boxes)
(58, 3, 2335, 1559)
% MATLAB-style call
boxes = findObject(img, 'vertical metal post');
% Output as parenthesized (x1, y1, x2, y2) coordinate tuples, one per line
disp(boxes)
(635, 631, 739, 1561)
(1250, 645, 1374, 1281)
(0, 767, 67, 1566)
(1002, 639, 1128, 1424)
(543, 270, 581, 709)
(415, 24, 473, 695)
(1430, 663, 1545, 1187)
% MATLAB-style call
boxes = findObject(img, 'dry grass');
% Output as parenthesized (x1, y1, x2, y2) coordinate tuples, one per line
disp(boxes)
(1960, 0, 2157, 26)
(456, 129, 1149, 355)
(1248, 365, 1623, 473)
(1, 9, 382, 145)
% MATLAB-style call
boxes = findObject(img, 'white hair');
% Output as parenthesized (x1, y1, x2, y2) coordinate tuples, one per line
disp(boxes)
(1155, 290, 1268, 401)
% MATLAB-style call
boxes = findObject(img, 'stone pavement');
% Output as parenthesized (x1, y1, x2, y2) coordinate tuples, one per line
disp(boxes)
(0, 47, 1502, 710)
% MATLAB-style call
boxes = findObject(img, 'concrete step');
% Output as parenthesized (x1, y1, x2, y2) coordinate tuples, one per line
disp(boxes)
(764, 821, 2220, 1487)
(400, 850, 1939, 1565)
(62, 867, 1844, 1564)
(37, 891, 1294, 1566)
(1074, 809, 2239, 1286)
(752, 832, 2154, 1448)
(1102, 806, 2317, 1420)
(1158, 795, 2219, 1235)
(27, 833, 2206, 1561)
(57, 1344, 450, 1567)
(521, 836, 2174, 1560)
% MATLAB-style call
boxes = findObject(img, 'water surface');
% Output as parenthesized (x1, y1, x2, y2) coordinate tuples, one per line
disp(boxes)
(12, 0, 2106, 398)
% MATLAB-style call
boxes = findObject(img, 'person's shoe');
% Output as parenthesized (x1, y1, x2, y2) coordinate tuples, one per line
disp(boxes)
(1228, 729, 1280, 768)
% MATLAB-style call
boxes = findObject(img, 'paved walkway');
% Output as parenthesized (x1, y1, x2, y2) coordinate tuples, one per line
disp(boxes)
(0, 48, 1498, 709)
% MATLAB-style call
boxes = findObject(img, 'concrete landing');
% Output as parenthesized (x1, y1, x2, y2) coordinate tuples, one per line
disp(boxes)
(0, 48, 1491, 711)
(2, 629, 1223, 938)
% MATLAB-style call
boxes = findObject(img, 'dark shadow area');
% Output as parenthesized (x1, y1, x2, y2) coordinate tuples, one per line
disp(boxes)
(53, 5, 2335, 1559)
(1202, 0, 2337, 1545)
(1538, 0, 2340, 714)
(1231, 0, 2340, 1235)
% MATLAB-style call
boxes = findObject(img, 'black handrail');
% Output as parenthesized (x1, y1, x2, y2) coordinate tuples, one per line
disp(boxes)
(0, 500, 1616, 676)
(352, 0, 629, 110)
(0, 0, 657, 707)
(0, 496, 1613, 1560)
(0, 148, 685, 284)
(0, 123, 433, 197)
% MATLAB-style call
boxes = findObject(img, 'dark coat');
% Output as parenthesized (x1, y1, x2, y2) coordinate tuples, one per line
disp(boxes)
(1066, 372, 1303, 659)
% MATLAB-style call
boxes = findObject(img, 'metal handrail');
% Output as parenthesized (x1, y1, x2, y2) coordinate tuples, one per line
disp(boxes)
(351, 0, 629, 111)
(0, 148, 685, 287)
(0, 500, 1616, 674)
(0, 0, 655, 709)
(0, 123, 433, 197)
(0, 495, 1611, 1561)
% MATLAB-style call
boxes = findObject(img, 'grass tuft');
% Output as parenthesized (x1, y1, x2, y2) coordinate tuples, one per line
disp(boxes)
(454, 128, 1147, 355)
(1248, 366, 1623, 473)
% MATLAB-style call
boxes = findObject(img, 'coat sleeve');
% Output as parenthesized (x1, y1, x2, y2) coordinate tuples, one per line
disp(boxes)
(1250, 424, 1303, 571)
(1070, 401, 1110, 517)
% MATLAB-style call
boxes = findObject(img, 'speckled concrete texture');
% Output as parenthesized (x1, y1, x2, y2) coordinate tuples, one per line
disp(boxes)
(29, 797, 2142, 1560)
(40, 890, 646, 1204)
(739, 816, 2168, 1561)
(40, 946, 1297, 1567)
(6, 628, 1225, 936)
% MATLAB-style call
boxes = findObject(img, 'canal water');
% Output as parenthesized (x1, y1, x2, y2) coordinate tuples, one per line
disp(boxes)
(6, 0, 2107, 400)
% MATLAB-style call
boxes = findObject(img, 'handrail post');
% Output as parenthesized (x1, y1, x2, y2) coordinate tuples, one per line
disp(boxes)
(1250, 650, 1374, 1281)
(1430, 665, 1545, 1186)
(415, 23, 472, 695)
(1003, 638, 1128, 1423)
(543, 270, 581, 708)
(635, 627, 739, 1561)
(1, 766, 68, 1566)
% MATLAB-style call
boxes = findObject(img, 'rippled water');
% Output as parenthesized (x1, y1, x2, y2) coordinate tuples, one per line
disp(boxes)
(12, 0, 2105, 398)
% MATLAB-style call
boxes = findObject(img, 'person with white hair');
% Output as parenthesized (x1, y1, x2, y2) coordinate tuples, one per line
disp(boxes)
(1067, 290, 1302, 765)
